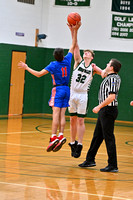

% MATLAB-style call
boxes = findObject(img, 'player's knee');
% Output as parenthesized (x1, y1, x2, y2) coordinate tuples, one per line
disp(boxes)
(77, 118, 84, 126)
(70, 116, 77, 125)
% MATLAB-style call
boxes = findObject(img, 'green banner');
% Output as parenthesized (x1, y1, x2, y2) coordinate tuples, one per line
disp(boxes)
(111, 14, 133, 39)
(112, 0, 133, 13)
(55, 0, 90, 6)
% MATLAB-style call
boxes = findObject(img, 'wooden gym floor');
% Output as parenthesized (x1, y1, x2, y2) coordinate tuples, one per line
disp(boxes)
(0, 114, 132, 200)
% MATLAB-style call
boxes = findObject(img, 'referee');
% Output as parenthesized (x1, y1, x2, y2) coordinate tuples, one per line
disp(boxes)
(79, 59, 121, 172)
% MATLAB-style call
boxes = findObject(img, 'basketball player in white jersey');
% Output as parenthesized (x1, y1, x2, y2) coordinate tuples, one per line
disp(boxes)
(68, 25, 106, 158)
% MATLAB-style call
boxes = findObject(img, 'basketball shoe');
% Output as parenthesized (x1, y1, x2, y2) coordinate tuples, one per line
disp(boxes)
(47, 136, 59, 152)
(53, 135, 66, 152)
(73, 144, 83, 158)
(68, 141, 78, 157)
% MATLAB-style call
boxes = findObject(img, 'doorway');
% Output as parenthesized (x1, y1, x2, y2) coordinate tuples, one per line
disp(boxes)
(8, 51, 26, 115)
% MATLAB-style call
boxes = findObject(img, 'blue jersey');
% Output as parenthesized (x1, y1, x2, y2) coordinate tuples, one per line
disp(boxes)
(44, 52, 73, 108)
(45, 52, 72, 86)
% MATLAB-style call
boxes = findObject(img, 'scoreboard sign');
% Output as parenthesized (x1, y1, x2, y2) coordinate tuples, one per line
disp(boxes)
(55, 0, 90, 7)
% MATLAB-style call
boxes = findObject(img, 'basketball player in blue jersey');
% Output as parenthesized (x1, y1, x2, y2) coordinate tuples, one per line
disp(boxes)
(18, 22, 81, 152)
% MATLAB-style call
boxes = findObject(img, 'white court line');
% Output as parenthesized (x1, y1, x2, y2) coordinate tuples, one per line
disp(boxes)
(0, 142, 132, 158)
(0, 129, 132, 136)
(0, 131, 39, 134)
(0, 181, 131, 200)
(0, 129, 70, 135)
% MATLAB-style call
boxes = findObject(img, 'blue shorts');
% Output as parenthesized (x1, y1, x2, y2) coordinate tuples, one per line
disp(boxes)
(49, 86, 70, 108)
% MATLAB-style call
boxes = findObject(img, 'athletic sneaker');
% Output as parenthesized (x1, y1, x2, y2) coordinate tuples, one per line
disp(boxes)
(46, 136, 59, 152)
(53, 135, 66, 152)
(73, 144, 83, 158)
(68, 141, 78, 157)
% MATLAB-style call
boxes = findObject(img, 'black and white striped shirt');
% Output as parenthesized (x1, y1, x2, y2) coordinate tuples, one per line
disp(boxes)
(98, 73, 121, 106)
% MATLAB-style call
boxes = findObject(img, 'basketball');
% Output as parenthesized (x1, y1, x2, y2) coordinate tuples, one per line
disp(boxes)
(67, 12, 81, 25)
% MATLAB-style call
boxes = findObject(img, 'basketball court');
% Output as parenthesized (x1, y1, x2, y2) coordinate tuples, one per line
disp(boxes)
(0, 114, 132, 200)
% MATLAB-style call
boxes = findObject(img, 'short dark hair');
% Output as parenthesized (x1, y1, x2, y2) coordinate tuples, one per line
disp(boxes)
(83, 49, 95, 58)
(53, 48, 64, 61)
(111, 59, 121, 73)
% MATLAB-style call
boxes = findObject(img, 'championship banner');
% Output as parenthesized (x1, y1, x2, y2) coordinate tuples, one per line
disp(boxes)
(55, 0, 90, 7)
(112, 0, 133, 13)
(111, 14, 133, 39)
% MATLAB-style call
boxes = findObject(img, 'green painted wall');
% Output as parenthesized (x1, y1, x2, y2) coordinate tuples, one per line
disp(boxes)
(0, 44, 11, 114)
(0, 44, 133, 121)
(23, 47, 47, 113)
(0, 44, 46, 114)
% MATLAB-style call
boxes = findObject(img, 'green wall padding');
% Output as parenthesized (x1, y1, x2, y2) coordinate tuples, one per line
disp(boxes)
(0, 44, 12, 114)
(23, 47, 47, 113)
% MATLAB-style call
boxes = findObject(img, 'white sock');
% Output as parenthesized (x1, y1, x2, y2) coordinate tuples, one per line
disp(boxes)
(51, 134, 56, 137)
(70, 141, 75, 145)
(58, 132, 63, 137)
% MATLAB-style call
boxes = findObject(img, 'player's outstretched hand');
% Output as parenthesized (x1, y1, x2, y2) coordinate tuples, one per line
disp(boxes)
(18, 61, 28, 70)
(67, 21, 81, 31)
(74, 21, 81, 30)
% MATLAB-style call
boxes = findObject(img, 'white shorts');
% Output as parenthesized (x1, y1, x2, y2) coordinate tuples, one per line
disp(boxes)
(68, 92, 89, 117)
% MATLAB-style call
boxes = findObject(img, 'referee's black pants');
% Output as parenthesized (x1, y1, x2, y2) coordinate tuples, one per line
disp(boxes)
(86, 106, 118, 168)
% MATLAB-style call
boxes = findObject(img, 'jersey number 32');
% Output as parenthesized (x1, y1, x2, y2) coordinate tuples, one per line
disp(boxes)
(76, 74, 87, 84)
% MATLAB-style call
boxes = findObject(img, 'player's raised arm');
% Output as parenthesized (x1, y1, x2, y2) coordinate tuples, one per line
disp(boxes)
(68, 22, 81, 55)
(68, 22, 82, 68)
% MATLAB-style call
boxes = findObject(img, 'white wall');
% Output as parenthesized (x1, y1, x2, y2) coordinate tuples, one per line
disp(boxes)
(0, 0, 43, 46)
(0, 0, 133, 52)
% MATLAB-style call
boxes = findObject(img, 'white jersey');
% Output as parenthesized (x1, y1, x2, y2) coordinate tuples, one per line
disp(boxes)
(70, 60, 93, 93)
